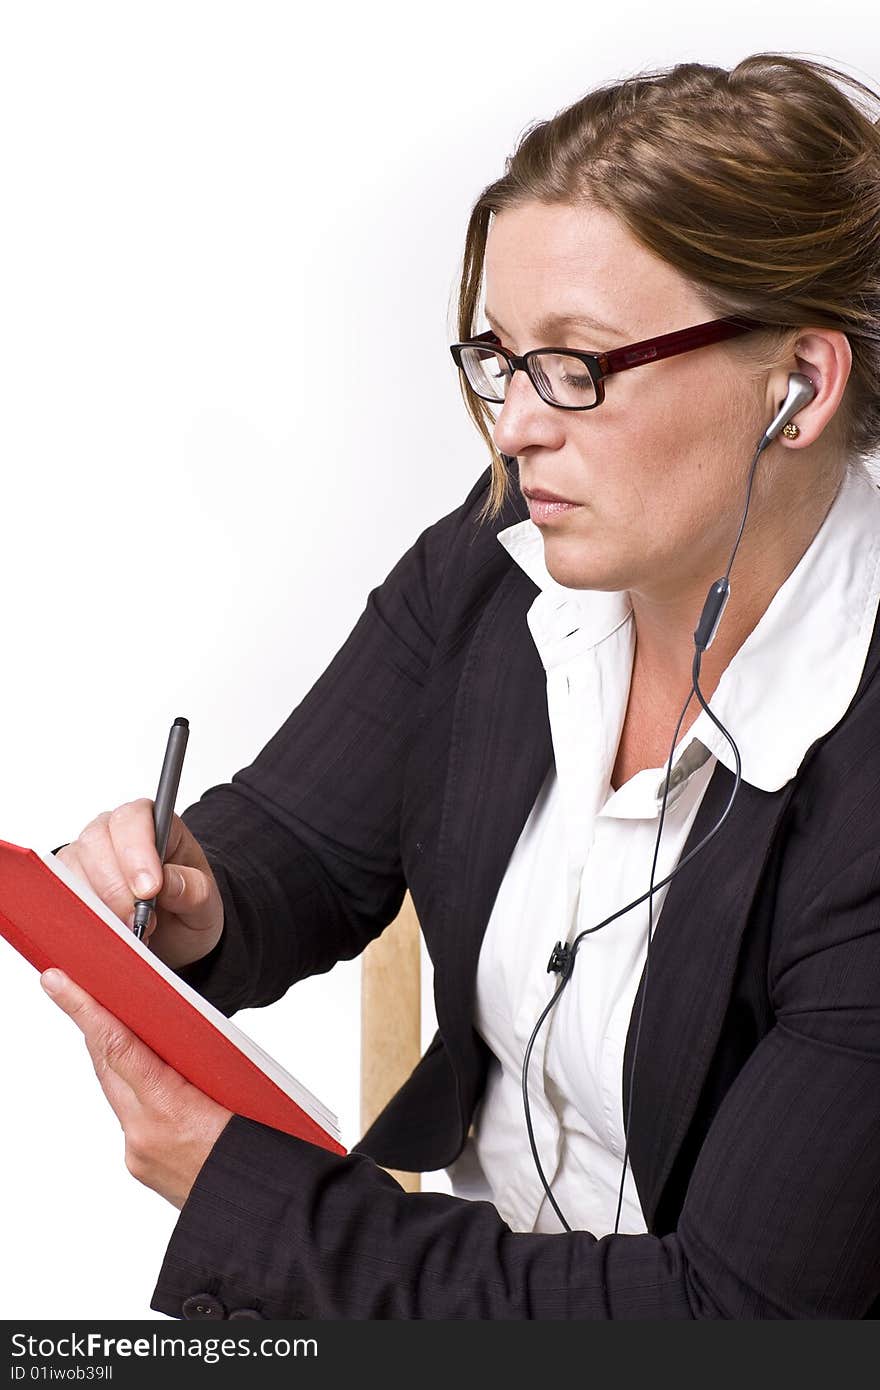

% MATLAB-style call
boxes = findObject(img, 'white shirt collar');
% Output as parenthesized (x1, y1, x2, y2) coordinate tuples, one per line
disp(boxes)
(497, 461, 880, 794)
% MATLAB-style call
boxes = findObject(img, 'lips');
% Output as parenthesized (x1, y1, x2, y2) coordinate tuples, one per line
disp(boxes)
(525, 495, 582, 525)
(523, 487, 582, 505)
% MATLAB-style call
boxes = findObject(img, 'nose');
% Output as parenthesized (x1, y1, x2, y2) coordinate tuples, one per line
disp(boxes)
(491, 366, 560, 459)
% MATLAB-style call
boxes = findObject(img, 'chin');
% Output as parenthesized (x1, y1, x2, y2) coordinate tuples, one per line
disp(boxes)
(542, 538, 613, 592)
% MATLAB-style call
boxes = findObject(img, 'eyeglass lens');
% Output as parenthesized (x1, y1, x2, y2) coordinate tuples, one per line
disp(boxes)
(458, 344, 598, 408)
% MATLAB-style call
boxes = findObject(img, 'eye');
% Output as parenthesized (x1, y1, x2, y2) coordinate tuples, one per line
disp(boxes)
(488, 353, 512, 381)
(561, 368, 591, 387)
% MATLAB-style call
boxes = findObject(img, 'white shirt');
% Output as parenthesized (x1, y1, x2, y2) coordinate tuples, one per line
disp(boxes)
(447, 459, 880, 1236)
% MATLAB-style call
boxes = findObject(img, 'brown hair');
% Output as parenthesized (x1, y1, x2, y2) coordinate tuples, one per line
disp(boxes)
(453, 53, 880, 522)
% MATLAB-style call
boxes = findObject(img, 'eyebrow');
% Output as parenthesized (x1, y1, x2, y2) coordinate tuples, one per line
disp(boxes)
(483, 306, 627, 342)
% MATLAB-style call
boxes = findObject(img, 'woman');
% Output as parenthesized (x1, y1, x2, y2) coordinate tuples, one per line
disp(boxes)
(44, 52, 880, 1318)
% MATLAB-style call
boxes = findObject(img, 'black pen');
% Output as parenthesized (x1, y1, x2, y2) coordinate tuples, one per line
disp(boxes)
(132, 716, 190, 941)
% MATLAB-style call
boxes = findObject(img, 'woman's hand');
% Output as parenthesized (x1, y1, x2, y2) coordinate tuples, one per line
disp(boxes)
(55, 800, 225, 971)
(40, 968, 234, 1210)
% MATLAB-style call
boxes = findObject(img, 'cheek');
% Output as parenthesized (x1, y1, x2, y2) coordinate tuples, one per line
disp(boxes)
(576, 451, 737, 578)
(609, 380, 743, 512)
(631, 358, 742, 450)
(562, 377, 745, 545)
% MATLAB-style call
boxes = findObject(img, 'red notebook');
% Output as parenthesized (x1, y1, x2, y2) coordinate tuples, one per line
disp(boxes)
(0, 837, 346, 1156)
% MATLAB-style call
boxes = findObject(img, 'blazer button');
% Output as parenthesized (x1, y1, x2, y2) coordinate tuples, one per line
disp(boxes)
(229, 1308, 264, 1319)
(182, 1293, 226, 1320)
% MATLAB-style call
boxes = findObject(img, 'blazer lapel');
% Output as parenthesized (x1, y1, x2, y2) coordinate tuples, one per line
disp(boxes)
(621, 595, 880, 1232)
(619, 766, 797, 1232)
(432, 563, 553, 1120)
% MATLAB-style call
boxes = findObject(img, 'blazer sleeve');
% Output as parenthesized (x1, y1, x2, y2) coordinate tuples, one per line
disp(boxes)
(157, 465, 494, 1018)
(149, 817, 880, 1320)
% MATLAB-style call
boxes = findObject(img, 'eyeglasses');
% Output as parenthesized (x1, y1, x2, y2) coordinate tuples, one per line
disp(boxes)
(449, 314, 767, 411)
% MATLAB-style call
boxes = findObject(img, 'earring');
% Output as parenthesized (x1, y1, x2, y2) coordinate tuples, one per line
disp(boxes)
(782, 421, 800, 439)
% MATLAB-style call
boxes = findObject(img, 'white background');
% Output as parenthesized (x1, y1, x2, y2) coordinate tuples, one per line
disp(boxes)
(0, 0, 877, 1320)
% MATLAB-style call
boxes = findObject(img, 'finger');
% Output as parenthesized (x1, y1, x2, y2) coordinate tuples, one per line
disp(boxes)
(106, 801, 213, 901)
(104, 799, 167, 904)
(40, 969, 168, 1098)
(56, 844, 129, 932)
(40, 970, 138, 1125)
(74, 811, 148, 927)
(134, 863, 206, 944)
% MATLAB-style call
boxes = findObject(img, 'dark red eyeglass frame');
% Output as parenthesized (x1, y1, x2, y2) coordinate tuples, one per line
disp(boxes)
(449, 314, 768, 410)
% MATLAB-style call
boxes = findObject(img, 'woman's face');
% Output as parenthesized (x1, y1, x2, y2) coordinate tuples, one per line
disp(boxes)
(483, 201, 775, 596)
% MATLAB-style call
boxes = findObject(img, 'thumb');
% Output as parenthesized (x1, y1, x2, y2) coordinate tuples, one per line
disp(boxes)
(154, 862, 214, 927)
(157, 863, 187, 906)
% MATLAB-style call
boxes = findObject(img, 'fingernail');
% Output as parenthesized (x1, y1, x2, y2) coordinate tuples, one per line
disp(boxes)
(41, 969, 64, 995)
(134, 872, 155, 897)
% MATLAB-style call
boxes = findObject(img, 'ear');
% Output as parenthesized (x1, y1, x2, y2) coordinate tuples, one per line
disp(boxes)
(766, 329, 852, 448)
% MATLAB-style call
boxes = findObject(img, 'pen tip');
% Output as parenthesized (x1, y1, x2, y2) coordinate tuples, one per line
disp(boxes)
(173, 717, 189, 728)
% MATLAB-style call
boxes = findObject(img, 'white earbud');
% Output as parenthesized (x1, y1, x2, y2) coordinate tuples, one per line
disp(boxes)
(758, 371, 817, 451)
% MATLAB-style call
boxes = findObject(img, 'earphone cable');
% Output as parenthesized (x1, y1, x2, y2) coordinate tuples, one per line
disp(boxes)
(611, 645, 742, 1234)
(521, 437, 764, 1234)
(611, 433, 763, 1231)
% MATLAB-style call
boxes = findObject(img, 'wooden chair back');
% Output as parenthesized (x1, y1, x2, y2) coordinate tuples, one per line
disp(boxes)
(360, 890, 422, 1192)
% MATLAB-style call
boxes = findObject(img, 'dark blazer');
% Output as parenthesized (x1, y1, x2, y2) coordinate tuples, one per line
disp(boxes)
(148, 461, 880, 1319)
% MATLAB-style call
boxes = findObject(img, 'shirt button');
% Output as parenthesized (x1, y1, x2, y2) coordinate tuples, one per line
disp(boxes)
(229, 1308, 264, 1319)
(181, 1292, 226, 1319)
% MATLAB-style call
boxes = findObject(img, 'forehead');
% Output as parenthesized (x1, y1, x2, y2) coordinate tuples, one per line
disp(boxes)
(486, 202, 641, 272)
(484, 202, 695, 334)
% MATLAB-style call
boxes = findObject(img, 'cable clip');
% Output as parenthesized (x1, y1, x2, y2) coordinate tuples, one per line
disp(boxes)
(546, 941, 575, 980)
